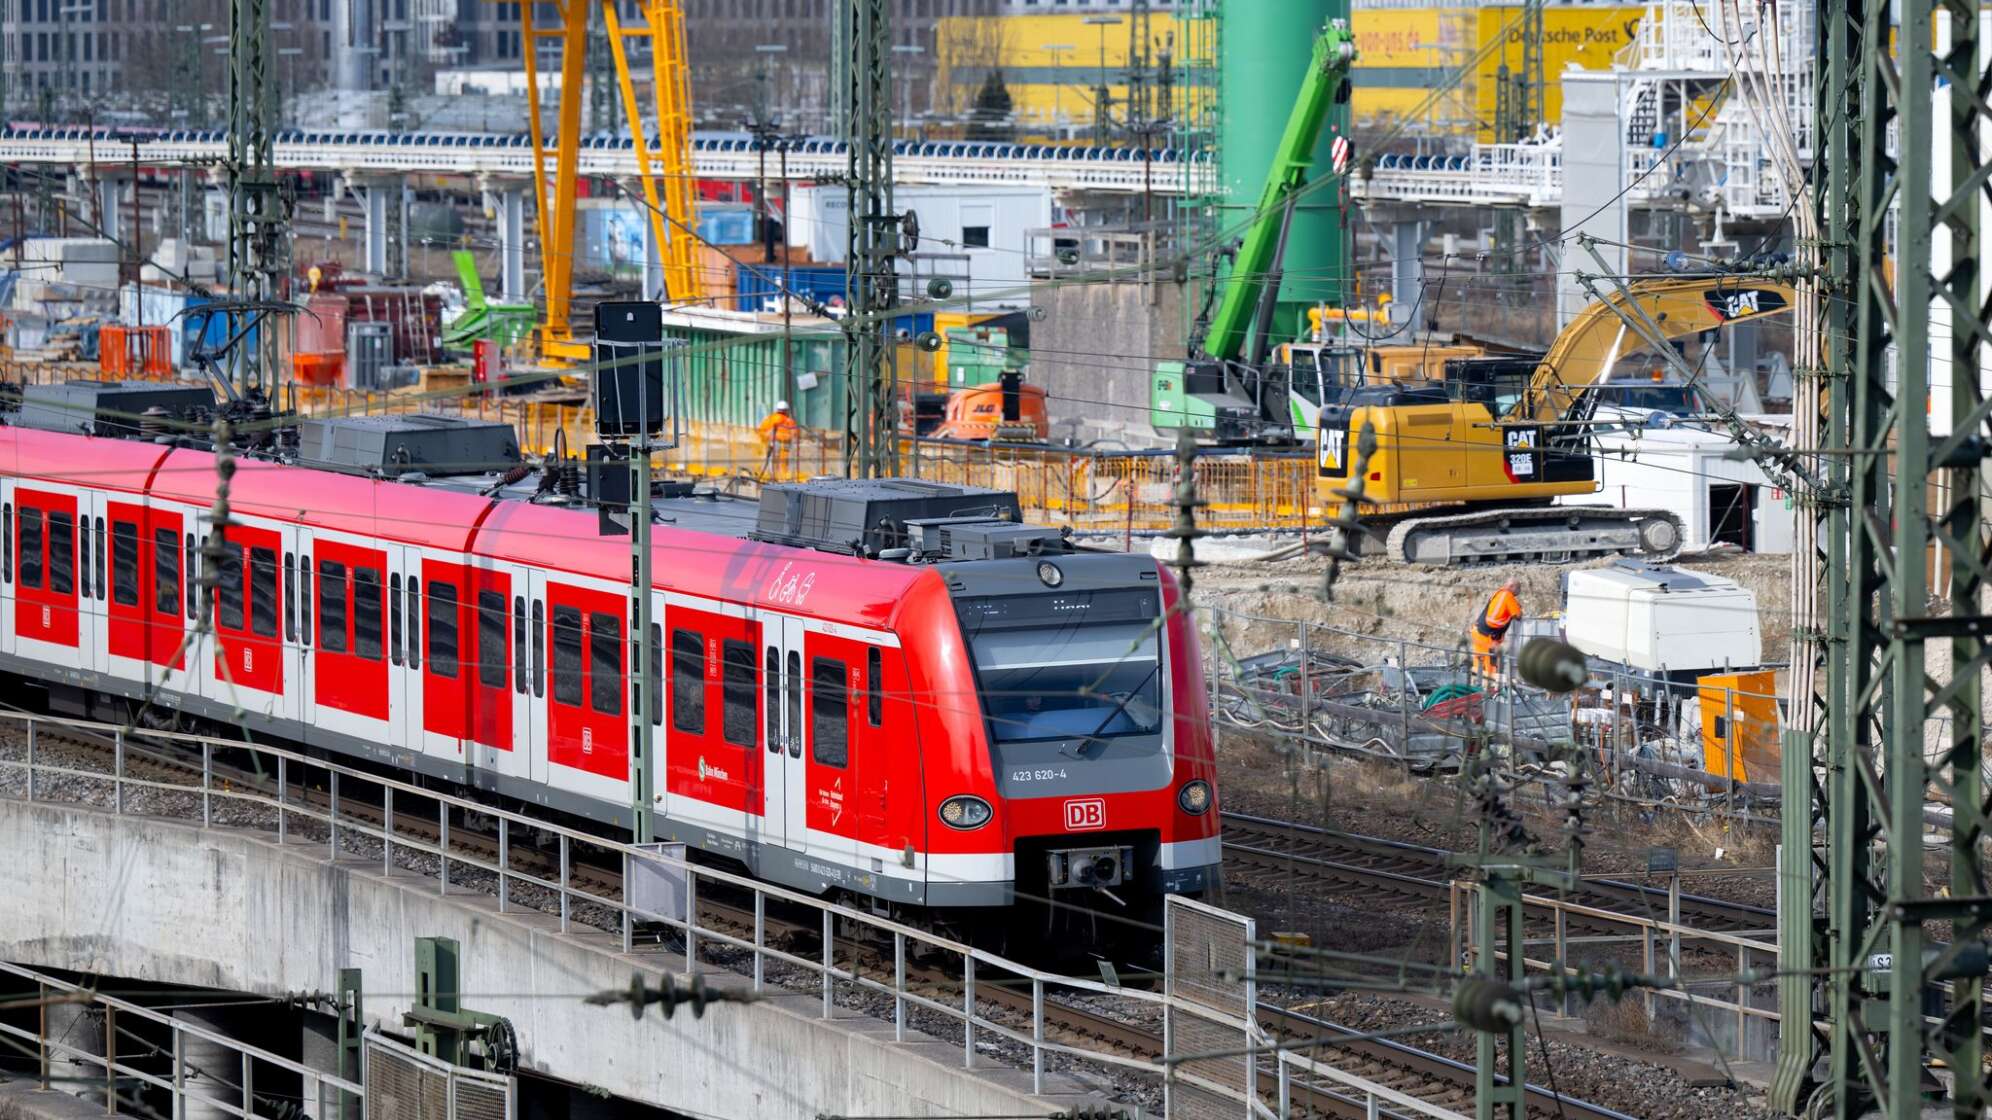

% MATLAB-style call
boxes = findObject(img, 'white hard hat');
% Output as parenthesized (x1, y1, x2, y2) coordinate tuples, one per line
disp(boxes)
(775, 400, 791, 411)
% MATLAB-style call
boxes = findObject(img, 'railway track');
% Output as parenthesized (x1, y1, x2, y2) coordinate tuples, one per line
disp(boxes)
(1220, 811, 1774, 935)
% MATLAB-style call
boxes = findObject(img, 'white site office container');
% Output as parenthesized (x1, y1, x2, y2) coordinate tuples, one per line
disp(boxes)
(1561, 561, 1761, 675)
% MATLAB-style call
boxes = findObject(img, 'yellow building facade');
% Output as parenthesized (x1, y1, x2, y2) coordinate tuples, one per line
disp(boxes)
(932, 4, 1645, 141)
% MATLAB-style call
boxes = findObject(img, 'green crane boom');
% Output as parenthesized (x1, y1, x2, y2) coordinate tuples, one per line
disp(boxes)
(1199, 19, 1356, 364)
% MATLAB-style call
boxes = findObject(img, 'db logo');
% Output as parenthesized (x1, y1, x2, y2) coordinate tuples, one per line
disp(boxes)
(1063, 798, 1106, 831)
(39, 605, 49, 628)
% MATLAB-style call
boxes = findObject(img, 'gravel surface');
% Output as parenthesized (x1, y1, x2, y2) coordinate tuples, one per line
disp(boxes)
(1302, 992, 1779, 1120)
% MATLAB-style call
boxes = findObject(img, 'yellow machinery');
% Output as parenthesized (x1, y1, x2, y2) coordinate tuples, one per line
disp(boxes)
(1316, 276, 1795, 564)
(520, 0, 702, 364)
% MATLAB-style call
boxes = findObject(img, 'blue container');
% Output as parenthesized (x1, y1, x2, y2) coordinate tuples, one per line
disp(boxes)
(733, 264, 850, 312)
(699, 204, 757, 246)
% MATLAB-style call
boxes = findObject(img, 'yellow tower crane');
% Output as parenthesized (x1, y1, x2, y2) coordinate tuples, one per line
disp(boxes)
(519, 0, 702, 364)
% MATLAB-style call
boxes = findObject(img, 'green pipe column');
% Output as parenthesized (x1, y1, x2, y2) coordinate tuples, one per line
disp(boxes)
(1216, 0, 1351, 339)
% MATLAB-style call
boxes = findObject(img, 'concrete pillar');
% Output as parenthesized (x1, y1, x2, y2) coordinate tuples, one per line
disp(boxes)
(359, 181, 389, 276)
(171, 1007, 236, 1120)
(300, 1008, 359, 1120)
(43, 1001, 106, 1105)
(483, 183, 527, 302)
(1557, 71, 1630, 326)
(95, 176, 121, 243)
(397, 179, 412, 278)
(1390, 218, 1424, 326)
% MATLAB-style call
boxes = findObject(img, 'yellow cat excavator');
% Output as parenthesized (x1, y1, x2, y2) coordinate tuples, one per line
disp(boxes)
(1315, 275, 1794, 564)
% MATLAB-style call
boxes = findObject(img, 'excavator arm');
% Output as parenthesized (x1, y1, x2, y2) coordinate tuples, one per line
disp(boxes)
(1516, 276, 1795, 425)
(1197, 20, 1357, 364)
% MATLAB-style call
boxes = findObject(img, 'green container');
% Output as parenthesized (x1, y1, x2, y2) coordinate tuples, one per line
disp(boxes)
(661, 320, 851, 430)
(1217, 0, 1351, 339)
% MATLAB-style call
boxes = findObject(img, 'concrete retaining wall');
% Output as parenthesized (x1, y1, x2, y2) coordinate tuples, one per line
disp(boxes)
(1034, 277, 1187, 447)
(0, 799, 1087, 1118)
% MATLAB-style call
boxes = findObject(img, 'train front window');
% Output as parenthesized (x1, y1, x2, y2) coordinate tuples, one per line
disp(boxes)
(956, 589, 1164, 745)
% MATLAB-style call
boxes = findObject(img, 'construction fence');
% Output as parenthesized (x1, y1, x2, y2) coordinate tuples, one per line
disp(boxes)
(3, 356, 1332, 532)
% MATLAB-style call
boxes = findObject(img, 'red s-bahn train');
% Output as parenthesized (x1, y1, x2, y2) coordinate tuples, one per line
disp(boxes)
(0, 382, 1220, 933)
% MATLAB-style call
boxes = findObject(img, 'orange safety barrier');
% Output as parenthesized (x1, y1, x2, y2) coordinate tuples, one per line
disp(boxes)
(99, 325, 174, 380)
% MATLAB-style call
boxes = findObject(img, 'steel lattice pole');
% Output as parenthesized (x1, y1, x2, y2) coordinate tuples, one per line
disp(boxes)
(226, 0, 282, 395)
(842, 0, 899, 479)
(1809, 0, 1992, 1110)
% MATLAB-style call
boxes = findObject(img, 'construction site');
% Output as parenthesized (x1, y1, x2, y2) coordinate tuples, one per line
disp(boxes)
(0, 0, 1980, 1118)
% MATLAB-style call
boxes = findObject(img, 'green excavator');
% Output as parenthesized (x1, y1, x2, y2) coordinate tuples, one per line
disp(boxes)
(1152, 18, 1358, 443)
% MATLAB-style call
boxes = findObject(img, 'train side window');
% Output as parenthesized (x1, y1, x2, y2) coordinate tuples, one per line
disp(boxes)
(670, 629, 704, 733)
(721, 639, 756, 748)
(406, 578, 419, 669)
(216, 542, 244, 630)
(428, 581, 458, 678)
(589, 612, 621, 716)
(647, 623, 662, 726)
(95, 517, 105, 601)
(513, 596, 527, 694)
(810, 656, 848, 768)
(110, 520, 139, 607)
(183, 535, 195, 616)
(530, 599, 545, 698)
(3, 503, 12, 584)
(477, 590, 506, 688)
(47, 511, 73, 596)
(389, 574, 403, 665)
(317, 559, 347, 652)
(78, 514, 90, 598)
(299, 555, 312, 646)
(866, 647, 882, 726)
(551, 605, 582, 705)
(353, 567, 382, 660)
(17, 509, 40, 589)
(763, 648, 780, 751)
(249, 547, 278, 638)
(155, 529, 181, 618)
(784, 651, 801, 758)
(282, 552, 296, 640)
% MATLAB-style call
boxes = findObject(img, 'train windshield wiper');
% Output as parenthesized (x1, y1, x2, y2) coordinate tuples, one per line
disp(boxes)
(1064, 662, 1161, 760)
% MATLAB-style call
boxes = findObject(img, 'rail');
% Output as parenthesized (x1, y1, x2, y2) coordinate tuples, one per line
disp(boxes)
(0, 708, 1450, 1120)
(0, 959, 363, 1120)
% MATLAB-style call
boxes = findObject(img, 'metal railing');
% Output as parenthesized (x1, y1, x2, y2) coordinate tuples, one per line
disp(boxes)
(1452, 881, 1779, 1063)
(0, 707, 1441, 1119)
(0, 959, 363, 1120)
(0, 705, 1306, 1116)
(0, 135, 1217, 196)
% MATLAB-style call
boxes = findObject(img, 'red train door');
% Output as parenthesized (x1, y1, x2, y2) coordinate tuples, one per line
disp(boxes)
(465, 564, 519, 775)
(105, 501, 149, 670)
(309, 535, 392, 732)
(13, 489, 80, 655)
(418, 558, 473, 757)
(542, 579, 629, 802)
(145, 509, 189, 677)
(208, 523, 286, 715)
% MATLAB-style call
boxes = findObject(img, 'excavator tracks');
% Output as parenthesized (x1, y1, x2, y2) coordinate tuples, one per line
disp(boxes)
(1383, 505, 1686, 566)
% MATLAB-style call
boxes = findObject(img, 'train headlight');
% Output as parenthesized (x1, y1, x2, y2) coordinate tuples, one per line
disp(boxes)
(1036, 561, 1063, 587)
(1177, 780, 1212, 815)
(939, 795, 993, 830)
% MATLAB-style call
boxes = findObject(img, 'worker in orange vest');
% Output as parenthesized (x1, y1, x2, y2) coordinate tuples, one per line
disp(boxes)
(1470, 577, 1523, 687)
(756, 399, 798, 479)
